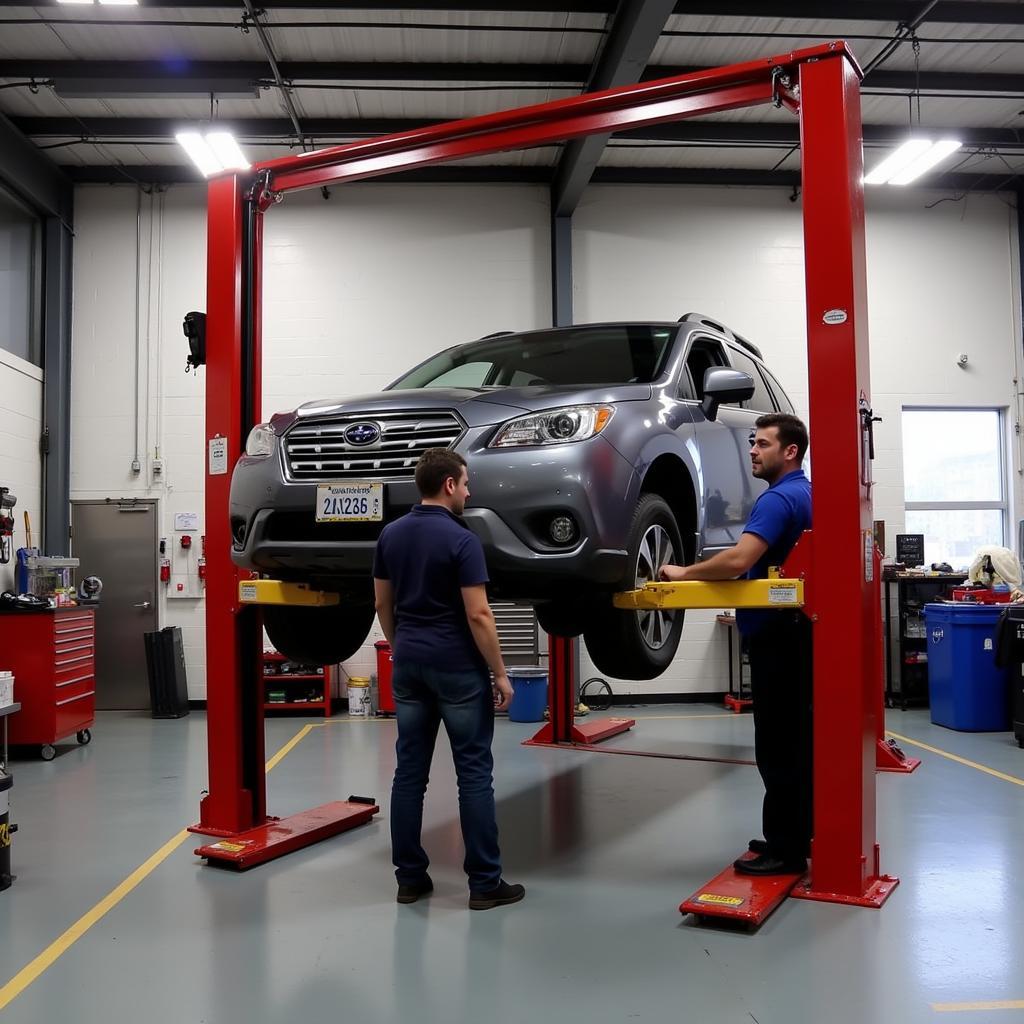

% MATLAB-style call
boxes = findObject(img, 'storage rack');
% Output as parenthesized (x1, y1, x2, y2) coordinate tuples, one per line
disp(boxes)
(261, 651, 332, 718)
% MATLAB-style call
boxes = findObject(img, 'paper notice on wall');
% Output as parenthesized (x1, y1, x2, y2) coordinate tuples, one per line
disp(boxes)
(208, 436, 228, 476)
(174, 512, 199, 531)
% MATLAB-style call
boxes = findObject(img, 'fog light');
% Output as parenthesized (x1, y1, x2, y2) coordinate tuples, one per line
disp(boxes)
(231, 517, 247, 546)
(549, 515, 577, 545)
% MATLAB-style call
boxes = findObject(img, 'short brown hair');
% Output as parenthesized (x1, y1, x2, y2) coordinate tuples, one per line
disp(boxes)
(755, 413, 809, 461)
(414, 448, 467, 498)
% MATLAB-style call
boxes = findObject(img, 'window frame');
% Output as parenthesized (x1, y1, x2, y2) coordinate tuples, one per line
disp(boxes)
(901, 405, 1009, 547)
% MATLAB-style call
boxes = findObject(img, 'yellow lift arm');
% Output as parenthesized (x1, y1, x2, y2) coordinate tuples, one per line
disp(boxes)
(238, 579, 340, 607)
(614, 573, 804, 611)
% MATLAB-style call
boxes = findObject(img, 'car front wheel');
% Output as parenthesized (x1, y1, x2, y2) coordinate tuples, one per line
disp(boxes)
(583, 494, 685, 680)
(263, 598, 375, 666)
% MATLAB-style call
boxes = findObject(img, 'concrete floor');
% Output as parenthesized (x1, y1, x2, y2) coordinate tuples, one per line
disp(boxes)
(0, 704, 1022, 1023)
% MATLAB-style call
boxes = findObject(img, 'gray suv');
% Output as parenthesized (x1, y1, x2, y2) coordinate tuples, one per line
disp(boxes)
(230, 313, 795, 679)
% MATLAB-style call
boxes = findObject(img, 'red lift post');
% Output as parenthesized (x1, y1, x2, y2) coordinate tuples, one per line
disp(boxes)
(196, 41, 901, 910)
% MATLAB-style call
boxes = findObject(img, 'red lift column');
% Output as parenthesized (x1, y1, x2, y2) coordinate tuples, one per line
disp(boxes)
(524, 635, 635, 747)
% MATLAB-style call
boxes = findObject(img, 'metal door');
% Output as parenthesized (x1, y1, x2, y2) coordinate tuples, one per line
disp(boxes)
(71, 500, 158, 710)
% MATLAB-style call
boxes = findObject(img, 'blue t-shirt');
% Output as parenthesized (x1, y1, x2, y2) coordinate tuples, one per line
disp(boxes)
(736, 468, 812, 636)
(372, 504, 489, 672)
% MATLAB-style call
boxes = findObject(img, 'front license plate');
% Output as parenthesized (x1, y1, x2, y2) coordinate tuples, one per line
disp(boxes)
(315, 482, 383, 522)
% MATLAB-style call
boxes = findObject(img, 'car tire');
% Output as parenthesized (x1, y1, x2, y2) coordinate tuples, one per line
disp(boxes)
(583, 493, 685, 680)
(535, 600, 594, 639)
(263, 599, 375, 666)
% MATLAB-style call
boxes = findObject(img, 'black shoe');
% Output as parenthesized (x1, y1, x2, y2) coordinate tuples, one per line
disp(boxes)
(468, 879, 525, 911)
(748, 839, 768, 854)
(397, 875, 434, 904)
(733, 853, 806, 876)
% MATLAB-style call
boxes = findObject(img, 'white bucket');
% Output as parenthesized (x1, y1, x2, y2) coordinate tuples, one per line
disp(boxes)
(347, 676, 371, 717)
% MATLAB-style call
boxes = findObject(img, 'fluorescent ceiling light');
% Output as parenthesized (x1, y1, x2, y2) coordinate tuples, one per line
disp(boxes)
(175, 132, 222, 178)
(56, 0, 95, 5)
(98, 0, 140, 5)
(863, 139, 932, 185)
(887, 139, 962, 185)
(205, 131, 251, 172)
(176, 129, 251, 177)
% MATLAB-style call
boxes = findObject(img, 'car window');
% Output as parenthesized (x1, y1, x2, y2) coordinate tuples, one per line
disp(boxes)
(759, 365, 795, 413)
(424, 361, 494, 388)
(389, 325, 676, 390)
(683, 337, 728, 400)
(727, 348, 775, 412)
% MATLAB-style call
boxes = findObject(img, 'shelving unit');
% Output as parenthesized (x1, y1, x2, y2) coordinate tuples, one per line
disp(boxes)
(884, 573, 966, 710)
(261, 651, 333, 718)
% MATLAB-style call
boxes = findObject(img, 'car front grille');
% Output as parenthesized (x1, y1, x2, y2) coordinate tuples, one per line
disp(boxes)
(284, 410, 464, 482)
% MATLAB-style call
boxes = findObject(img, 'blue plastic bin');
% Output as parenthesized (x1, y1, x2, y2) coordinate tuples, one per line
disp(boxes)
(507, 668, 548, 723)
(923, 603, 1010, 731)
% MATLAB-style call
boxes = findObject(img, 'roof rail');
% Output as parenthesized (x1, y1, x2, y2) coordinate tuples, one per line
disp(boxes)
(678, 312, 763, 361)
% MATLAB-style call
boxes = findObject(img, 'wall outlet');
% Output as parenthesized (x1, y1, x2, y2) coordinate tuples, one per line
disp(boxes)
(152, 458, 164, 477)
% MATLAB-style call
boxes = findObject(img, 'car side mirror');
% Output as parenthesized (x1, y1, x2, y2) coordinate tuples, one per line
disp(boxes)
(701, 367, 755, 421)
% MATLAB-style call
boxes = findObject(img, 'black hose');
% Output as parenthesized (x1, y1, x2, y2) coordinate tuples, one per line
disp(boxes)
(580, 676, 612, 712)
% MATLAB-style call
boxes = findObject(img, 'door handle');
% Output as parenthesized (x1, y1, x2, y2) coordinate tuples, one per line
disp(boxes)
(133, 601, 151, 609)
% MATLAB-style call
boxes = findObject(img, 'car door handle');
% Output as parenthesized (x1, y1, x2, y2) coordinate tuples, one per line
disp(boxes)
(133, 601, 152, 609)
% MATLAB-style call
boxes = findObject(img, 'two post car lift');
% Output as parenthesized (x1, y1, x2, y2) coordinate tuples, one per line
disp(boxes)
(189, 41, 918, 926)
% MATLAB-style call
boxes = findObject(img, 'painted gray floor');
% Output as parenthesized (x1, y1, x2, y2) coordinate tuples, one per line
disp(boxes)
(1, 704, 1022, 1024)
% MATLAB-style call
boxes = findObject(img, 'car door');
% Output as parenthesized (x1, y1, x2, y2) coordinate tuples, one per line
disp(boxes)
(680, 335, 764, 553)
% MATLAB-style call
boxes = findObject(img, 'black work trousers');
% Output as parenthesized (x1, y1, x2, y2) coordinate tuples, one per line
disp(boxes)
(746, 611, 814, 862)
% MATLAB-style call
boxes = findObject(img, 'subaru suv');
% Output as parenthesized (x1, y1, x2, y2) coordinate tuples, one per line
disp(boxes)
(230, 313, 795, 680)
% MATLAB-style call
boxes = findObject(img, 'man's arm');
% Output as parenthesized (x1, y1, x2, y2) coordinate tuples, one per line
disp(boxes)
(461, 584, 512, 711)
(660, 532, 768, 582)
(373, 578, 396, 645)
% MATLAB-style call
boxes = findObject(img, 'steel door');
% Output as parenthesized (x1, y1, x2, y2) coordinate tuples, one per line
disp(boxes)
(71, 500, 158, 710)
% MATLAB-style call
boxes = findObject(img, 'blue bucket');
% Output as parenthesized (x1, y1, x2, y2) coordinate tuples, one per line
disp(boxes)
(507, 668, 548, 723)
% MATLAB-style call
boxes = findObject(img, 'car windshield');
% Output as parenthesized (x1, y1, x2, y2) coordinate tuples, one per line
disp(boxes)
(389, 325, 676, 390)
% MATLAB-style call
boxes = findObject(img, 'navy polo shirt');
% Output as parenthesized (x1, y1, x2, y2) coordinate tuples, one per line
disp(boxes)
(372, 504, 489, 672)
(736, 468, 812, 637)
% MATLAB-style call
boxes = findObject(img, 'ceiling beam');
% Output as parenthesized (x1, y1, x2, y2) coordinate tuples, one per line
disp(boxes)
(62, 162, 1018, 193)
(18, 116, 1024, 152)
(6, 60, 1024, 94)
(0, 0, 615, 9)
(668, 2, 1024, 24)
(552, 0, 677, 217)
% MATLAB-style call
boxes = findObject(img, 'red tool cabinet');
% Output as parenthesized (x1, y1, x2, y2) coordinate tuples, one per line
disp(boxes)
(0, 609, 96, 760)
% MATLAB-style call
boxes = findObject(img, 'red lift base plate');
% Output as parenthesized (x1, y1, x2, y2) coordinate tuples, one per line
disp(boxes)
(876, 737, 921, 773)
(193, 800, 379, 870)
(523, 717, 635, 747)
(680, 851, 805, 927)
(789, 873, 898, 908)
(724, 695, 753, 714)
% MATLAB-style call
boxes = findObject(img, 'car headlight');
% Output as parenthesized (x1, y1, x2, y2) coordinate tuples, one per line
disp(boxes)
(244, 423, 276, 457)
(489, 405, 614, 448)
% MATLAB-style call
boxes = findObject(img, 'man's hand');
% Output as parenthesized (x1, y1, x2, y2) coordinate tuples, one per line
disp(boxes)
(492, 673, 513, 712)
(660, 563, 689, 582)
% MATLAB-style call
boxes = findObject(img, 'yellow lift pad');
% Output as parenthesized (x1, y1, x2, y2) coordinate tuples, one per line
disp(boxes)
(614, 577, 803, 611)
(238, 579, 340, 607)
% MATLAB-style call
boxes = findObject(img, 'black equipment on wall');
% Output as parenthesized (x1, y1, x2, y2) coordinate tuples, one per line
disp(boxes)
(183, 311, 207, 373)
(0, 489, 16, 565)
(143, 626, 190, 719)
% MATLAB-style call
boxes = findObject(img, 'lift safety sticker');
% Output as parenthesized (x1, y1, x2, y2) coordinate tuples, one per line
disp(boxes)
(767, 584, 799, 605)
(696, 893, 744, 907)
(240, 582, 259, 603)
(209, 841, 249, 853)
(208, 436, 228, 476)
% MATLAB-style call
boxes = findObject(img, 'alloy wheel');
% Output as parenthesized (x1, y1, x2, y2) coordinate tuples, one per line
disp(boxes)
(633, 523, 677, 650)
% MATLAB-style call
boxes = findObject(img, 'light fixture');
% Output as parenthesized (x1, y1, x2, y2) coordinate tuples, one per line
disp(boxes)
(176, 130, 250, 177)
(57, 0, 140, 5)
(864, 138, 962, 186)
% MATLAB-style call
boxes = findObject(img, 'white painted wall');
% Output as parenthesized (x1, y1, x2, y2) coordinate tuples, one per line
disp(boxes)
(69, 181, 1023, 700)
(0, 352, 42, 593)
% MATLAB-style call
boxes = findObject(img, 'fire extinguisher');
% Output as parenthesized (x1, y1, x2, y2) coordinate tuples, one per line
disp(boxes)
(160, 558, 171, 583)
(197, 557, 206, 585)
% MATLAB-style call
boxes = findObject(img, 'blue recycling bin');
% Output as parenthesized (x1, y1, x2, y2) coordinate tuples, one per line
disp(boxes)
(923, 603, 1010, 731)
(507, 668, 548, 723)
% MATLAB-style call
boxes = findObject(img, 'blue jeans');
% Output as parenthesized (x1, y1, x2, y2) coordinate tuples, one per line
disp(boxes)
(391, 661, 502, 893)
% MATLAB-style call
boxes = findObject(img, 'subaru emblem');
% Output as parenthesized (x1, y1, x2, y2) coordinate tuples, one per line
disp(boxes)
(344, 422, 380, 446)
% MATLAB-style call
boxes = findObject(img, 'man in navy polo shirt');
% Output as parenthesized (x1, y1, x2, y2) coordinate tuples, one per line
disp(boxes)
(373, 448, 525, 910)
(660, 413, 812, 876)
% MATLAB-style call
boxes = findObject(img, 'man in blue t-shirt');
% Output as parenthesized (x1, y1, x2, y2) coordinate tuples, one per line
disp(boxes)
(373, 448, 525, 910)
(660, 413, 812, 876)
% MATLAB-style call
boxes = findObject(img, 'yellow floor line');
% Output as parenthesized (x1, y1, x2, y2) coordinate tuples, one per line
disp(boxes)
(0, 723, 314, 1013)
(887, 731, 1024, 789)
(932, 1000, 1024, 1012)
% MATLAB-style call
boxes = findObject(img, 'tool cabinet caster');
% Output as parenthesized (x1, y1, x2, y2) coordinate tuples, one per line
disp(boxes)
(77, 730, 92, 745)
(40, 744, 56, 761)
